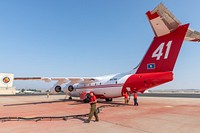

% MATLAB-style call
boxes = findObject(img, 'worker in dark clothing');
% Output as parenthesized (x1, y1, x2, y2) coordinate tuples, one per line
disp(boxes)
(123, 92, 129, 104)
(133, 91, 139, 106)
(85, 92, 99, 123)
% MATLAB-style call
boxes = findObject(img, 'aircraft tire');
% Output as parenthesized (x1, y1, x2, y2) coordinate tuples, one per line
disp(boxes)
(105, 98, 112, 102)
(69, 97, 72, 100)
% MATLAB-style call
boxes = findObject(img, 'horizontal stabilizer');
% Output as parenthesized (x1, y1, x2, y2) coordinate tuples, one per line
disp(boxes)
(147, 3, 200, 42)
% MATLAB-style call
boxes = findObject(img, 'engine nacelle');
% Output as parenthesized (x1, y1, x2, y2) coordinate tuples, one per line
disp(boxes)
(55, 85, 62, 92)
(68, 85, 74, 92)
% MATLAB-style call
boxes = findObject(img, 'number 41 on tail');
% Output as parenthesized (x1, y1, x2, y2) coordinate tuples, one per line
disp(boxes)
(152, 41, 172, 60)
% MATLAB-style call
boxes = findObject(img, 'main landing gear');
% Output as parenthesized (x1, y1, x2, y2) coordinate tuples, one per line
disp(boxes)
(105, 98, 112, 102)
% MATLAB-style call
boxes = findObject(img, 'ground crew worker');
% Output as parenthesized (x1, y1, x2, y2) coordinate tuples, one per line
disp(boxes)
(133, 91, 139, 106)
(46, 90, 50, 98)
(123, 92, 129, 104)
(85, 92, 99, 123)
(64, 90, 69, 99)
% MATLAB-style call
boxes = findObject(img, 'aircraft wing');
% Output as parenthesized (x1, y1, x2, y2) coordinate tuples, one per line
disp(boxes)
(15, 77, 98, 85)
(147, 3, 200, 42)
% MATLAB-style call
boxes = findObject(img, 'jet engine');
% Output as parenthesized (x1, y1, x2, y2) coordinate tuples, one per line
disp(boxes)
(55, 85, 62, 92)
(68, 85, 74, 92)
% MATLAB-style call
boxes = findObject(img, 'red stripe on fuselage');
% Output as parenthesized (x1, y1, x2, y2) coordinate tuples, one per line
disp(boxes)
(77, 83, 124, 90)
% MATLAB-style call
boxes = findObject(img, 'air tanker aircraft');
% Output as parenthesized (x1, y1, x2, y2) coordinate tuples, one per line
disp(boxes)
(15, 4, 200, 102)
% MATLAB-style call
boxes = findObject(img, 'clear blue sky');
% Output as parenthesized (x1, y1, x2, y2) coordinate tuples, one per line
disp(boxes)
(0, 0, 200, 90)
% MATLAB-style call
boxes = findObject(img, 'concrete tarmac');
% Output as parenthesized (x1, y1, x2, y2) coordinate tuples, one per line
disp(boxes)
(0, 95, 199, 133)
(139, 93, 200, 98)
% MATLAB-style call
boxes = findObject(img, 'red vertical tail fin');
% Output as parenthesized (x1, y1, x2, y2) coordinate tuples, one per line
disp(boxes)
(136, 24, 189, 74)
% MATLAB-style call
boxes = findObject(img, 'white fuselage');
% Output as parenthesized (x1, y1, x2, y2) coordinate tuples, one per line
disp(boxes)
(69, 71, 133, 98)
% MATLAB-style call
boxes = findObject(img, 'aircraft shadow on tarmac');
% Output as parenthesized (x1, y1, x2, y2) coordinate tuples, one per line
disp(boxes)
(2, 99, 132, 122)
(3, 98, 133, 107)
(3, 99, 83, 107)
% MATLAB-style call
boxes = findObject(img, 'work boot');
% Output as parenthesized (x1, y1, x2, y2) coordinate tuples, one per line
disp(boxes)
(84, 119, 90, 123)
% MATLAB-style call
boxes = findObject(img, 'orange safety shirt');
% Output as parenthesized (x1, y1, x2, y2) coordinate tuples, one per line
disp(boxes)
(134, 93, 137, 99)
(90, 95, 97, 102)
(123, 93, 128, 99)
